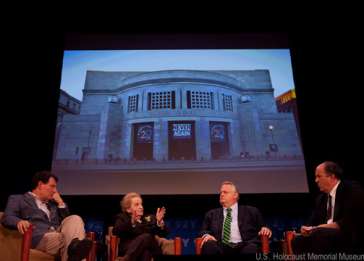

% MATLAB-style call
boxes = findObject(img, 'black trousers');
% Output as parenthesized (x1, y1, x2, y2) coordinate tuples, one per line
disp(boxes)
(120, 233, 162, 261)
(201, 240, 258, 255)
(292, 228, 344, 254)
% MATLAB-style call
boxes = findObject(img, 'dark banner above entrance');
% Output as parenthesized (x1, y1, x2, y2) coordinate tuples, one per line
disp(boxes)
(136, 124, 153, 143)
(172, 123, 192, 139)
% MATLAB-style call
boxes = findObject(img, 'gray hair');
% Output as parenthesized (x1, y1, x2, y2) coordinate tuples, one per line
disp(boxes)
(120, 192, 141, 212)
(221, 181, 240, 200)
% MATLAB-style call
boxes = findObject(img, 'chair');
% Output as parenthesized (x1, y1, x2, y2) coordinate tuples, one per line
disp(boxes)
(0, 212, 97, 261)
(194, 234, 270, 255)
(106, 226, 182, 261)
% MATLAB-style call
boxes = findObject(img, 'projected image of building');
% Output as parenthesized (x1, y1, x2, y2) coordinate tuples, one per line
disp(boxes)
(53, 70, 303, 170)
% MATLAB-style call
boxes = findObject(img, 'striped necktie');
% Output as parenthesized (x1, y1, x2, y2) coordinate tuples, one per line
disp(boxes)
(222, 208, 232, 245)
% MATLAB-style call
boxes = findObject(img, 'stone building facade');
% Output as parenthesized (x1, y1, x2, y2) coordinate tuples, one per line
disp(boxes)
(54, 70, 303, 162)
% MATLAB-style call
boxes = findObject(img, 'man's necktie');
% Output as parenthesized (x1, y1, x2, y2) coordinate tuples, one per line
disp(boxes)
(222, 208, 232, 245)
(326, 194, 332, 221)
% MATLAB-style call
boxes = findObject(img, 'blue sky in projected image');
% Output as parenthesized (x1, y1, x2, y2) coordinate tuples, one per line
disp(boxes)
(60, 50, 295, 101)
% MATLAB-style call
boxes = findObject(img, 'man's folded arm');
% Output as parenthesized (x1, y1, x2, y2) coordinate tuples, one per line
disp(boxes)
(55, 202, 70, 221)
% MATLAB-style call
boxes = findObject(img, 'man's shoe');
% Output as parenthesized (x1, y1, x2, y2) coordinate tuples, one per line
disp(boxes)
(67, 238, 93, 261)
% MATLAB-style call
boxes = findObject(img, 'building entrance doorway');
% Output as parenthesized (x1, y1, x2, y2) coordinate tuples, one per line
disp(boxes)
(132, 122, 154, 160)
(168, 121, 196, 160)
(210, 122, 230, 159)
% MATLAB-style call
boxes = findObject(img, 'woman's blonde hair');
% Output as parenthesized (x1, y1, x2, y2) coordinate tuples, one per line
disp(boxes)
(120, 192, 142, 212)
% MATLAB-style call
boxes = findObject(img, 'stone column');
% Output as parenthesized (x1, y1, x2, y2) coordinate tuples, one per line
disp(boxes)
(195, 118, 211, 160)
(238, 100, 265, 156)
(120, 121, 133, 160)
(153, 119, 168, 161)
(228, 120, 242, 158)
(96, 98, 122, 160)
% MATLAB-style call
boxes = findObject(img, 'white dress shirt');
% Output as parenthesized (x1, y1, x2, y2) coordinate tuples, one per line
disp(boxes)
(327, 180, 341, 224)
(223, 202, 242, 243)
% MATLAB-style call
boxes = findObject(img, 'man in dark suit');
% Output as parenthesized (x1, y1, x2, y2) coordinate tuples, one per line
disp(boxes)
(292, 161, 364, 254)
(1, 171, 92, 261)
(200, 181, 272, 255)
(112, 192, 167, 261)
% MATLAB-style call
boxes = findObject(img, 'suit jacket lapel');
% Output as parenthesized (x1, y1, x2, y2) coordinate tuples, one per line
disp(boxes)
(24, 192, 50, 221)
(333, 182, 343, 221)
(24, 192, 38, 209)
(238, 205, 246, 236)
(49, 203, 57, 222)
(217, 208, 224, 241)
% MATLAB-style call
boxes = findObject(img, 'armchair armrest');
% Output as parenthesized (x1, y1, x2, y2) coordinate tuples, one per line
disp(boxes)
(109, 234, 118, 261)
(105, 226, 119, 261)
(194, 237, 202, 255)
(21, 224, 33, 261)
(283, 230, 296, 255)
(174, 237, 182, 255)
(260, 234, 270, 254)
(86, 231, 97, 261)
